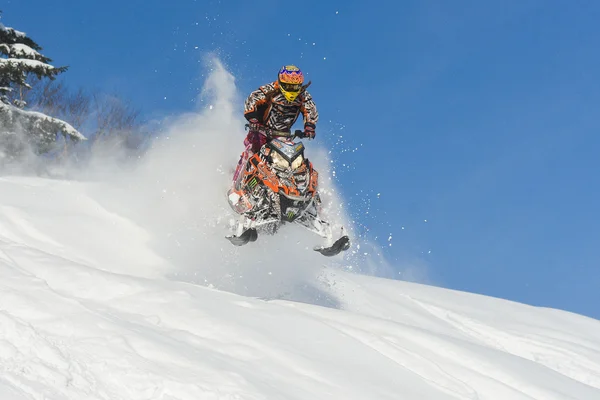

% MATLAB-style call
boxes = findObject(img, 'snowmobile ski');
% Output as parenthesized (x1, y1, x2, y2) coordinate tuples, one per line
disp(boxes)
(226, 228, 258, 246)
(314, 235, 351, 257)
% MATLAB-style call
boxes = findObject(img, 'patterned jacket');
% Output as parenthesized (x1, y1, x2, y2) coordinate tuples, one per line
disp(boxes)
(244, 81, 318, 132)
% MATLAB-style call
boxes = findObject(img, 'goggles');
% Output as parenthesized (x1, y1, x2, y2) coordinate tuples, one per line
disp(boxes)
(279, 82, 302, 93)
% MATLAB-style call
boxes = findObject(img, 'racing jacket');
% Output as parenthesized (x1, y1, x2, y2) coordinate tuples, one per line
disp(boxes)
(244, 81, 318, 132)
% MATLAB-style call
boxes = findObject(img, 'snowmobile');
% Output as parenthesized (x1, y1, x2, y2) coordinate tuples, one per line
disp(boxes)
(226, 125, 350, 257)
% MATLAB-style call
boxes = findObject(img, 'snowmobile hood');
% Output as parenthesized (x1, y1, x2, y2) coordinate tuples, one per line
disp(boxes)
(268, 139, 304, 163)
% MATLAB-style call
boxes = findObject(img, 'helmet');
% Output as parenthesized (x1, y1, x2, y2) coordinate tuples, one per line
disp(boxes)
(278, 65, 304, 102)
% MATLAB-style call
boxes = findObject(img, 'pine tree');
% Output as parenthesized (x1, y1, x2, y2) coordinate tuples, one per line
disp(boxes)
(0, 12, 85, 157)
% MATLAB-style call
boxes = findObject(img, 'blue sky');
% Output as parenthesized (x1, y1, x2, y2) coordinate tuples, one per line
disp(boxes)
(3, 1, 599, 319)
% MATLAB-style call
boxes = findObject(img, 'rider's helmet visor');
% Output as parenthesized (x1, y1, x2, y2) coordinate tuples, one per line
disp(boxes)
(280, 82, 302, 92)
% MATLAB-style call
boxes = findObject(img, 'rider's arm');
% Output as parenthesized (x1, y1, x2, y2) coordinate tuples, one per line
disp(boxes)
(244, 88, 266, 122)
(300, 91, 318, 131)
(244, 83, 276, 123)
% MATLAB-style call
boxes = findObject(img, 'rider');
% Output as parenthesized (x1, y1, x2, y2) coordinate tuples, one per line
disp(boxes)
(233, 65, 318, 182)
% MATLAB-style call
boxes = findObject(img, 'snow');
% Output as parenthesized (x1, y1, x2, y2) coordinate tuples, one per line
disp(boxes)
(0, 59, 599, 399)
(0, 175, 599, 400)
(5, 43, 41, 59)
(0, 57, 54, 72)
(0, 102, 86, 141)
(0, 24, 26, 38)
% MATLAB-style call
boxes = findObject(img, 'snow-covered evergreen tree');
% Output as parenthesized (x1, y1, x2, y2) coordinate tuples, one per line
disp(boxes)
(0, 13, 85, 156)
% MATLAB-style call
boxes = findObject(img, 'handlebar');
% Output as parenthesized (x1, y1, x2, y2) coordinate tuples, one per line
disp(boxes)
(245, 123, 305, 139)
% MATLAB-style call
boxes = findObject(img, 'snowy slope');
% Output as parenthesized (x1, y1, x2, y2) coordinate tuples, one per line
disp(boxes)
(1, 175, 600, 400)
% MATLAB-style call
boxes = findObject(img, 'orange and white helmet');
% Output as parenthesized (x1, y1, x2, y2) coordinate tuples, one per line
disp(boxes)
(278, 65, 304, 102)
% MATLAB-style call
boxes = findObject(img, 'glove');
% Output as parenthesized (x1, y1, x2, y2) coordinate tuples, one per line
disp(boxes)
(303, 125, 316, 139)
(247, 118, 263, 132)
